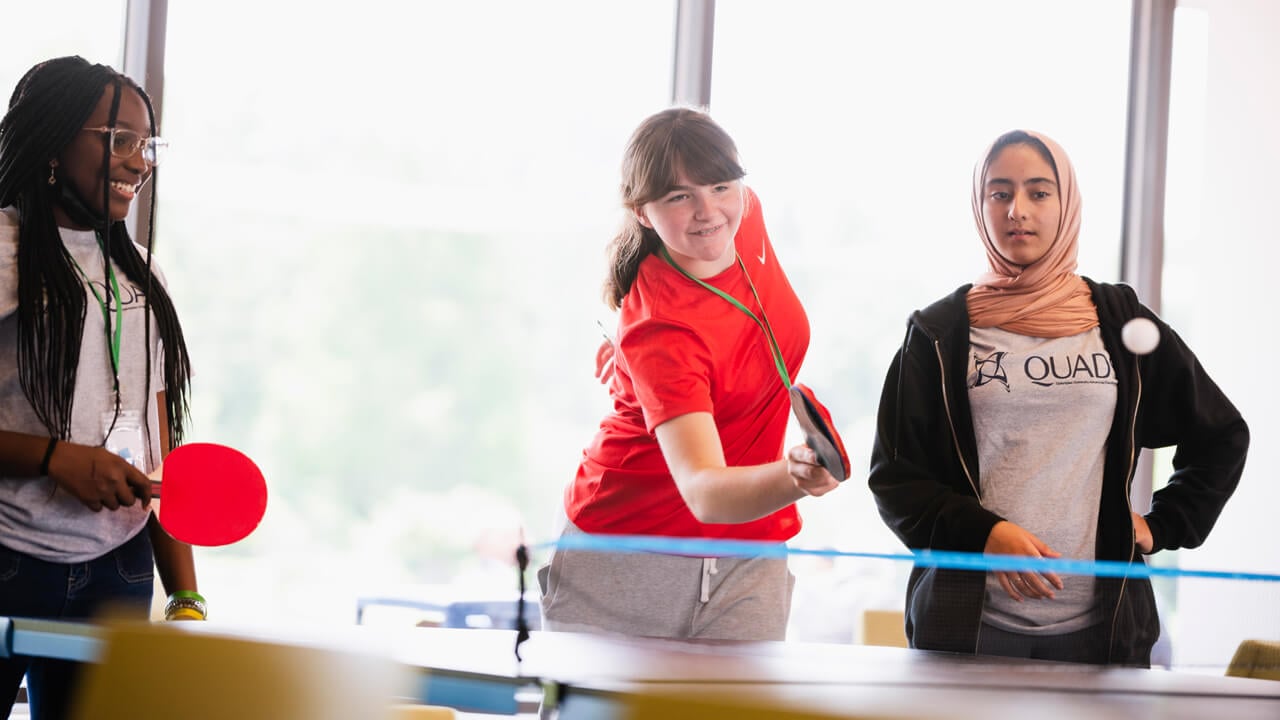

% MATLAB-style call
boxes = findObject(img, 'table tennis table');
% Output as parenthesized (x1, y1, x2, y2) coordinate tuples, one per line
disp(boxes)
(4, 615, 1278, 718)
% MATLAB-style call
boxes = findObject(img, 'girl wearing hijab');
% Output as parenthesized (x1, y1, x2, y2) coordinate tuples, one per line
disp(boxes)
(868, 130, 1248, 666)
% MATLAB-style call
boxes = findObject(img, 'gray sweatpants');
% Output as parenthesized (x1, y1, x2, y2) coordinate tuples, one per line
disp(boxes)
(537, 522, 793, 641)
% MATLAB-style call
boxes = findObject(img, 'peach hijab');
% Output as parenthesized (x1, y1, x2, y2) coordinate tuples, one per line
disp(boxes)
(966, 130, 1098, 338)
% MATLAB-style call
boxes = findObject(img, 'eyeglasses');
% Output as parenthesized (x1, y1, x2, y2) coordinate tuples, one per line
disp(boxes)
(79, 126, 169, 166)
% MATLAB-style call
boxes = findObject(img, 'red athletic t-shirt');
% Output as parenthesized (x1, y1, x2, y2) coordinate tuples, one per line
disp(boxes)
(566, 189, 809, 540)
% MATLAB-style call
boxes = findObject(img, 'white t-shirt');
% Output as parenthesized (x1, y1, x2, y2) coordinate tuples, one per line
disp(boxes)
(0, 208, 166, 562)
(967, 325, 1117, 635)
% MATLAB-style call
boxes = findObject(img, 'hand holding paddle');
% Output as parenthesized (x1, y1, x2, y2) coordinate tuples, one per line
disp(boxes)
(45, 442, 154, 512)
(49, 439, 268, 546)
(789, 383, 851, 482)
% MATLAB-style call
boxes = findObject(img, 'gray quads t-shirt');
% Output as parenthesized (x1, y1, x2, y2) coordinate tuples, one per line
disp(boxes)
(967, 325, 1117, 636)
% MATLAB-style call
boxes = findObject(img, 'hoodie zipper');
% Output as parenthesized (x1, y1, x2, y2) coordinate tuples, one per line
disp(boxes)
(932, 337, 980, 498)
(1107, 352, 1144, 662)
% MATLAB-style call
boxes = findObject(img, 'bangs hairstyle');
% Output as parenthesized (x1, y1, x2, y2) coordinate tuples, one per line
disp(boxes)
(622, 107, 746, 209)
(604, 108, 745, 309)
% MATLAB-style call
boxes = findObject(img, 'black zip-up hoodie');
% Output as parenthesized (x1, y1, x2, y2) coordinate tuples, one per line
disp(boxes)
(868, 279, 1248, 666)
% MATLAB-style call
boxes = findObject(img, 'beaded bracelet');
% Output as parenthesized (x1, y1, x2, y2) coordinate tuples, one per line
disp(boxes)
(166, 605, 205, 621)
(164, 590, 207, 621)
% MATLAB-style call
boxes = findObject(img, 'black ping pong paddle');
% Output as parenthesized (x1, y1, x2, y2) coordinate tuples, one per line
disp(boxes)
(789, 383, 850, 482)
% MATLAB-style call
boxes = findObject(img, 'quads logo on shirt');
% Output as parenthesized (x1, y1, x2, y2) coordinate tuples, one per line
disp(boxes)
(1025, 352, 1114, 387)
(971, 351, 1011, 391)
(970, 351, 1116, 389)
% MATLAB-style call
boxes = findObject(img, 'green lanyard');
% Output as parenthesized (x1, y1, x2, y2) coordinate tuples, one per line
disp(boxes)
(69, 239, 124, 387)
(657, 244, 792, 390)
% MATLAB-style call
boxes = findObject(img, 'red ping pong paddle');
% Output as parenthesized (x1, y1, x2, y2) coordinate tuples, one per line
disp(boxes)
(789, 383, 850, 482)
(151, 442, 267, 547)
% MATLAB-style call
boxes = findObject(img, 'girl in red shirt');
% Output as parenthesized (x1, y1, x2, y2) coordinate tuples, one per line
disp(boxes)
(539, 107, 840, 640)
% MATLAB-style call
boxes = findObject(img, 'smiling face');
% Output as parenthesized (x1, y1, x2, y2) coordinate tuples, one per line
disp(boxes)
(636, 169, 745, 277)
(53, 83, 153, 228)
(981, 143, 1061, 267)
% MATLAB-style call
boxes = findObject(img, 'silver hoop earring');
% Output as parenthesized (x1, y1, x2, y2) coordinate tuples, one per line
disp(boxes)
(47, 160, 57, 186)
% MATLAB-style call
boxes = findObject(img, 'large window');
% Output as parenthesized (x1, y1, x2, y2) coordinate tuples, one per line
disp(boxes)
(1160, 0, 1280, 668)
(28, 2, 1273, 660)
(158, 0, 674, 624)
(0, 3, 126, 98)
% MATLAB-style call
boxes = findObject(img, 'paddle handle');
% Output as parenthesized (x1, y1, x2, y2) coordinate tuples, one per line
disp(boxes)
(147, 465, 164, 498)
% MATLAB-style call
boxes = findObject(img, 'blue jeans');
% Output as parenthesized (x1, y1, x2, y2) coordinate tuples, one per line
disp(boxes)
(0, 528, 154, 720)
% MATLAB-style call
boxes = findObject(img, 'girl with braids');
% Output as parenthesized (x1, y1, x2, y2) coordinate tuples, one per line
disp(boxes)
(868, 130, 1247, 665)
(0, 56, 201, 718)
(538, 107, 842, 641)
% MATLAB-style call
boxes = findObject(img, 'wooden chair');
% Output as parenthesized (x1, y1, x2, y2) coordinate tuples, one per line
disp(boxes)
(1225, 639, 1280, 682)
(68, 620, 416, 719)
(858, 609, 908, 648)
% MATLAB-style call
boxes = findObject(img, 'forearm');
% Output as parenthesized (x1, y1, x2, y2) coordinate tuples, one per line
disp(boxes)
(1140, 324, 1250, 551)
(148, 512, 197, 595)
(678, 460, 805, 524)
(1154, 418, 1248, 548)
(148, 388, 196, 594)
(0, 429, 59, 477)
(870, 452, 1001, 551)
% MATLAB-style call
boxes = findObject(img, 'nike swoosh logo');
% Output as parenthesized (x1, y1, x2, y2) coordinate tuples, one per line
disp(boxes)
(757, 245, 766, 264)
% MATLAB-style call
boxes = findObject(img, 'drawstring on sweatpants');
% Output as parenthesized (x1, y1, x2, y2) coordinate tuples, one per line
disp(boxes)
(699, 557, 719, 602)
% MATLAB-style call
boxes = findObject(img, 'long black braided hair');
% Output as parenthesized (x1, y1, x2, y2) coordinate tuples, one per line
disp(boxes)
(0, 56, 191, 451)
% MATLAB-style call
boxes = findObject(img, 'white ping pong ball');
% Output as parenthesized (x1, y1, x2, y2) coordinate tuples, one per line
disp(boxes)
(1122, 317, 1160, 355)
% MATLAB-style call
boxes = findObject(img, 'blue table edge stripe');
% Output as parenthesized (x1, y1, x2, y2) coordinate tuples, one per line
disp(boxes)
(419, 672, 521, 714)
(1, 617, 101, 662)
(536, 533, 1280, 583)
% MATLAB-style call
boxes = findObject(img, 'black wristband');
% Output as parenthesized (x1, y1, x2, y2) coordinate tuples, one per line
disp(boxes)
(39, 437, 58, 476)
